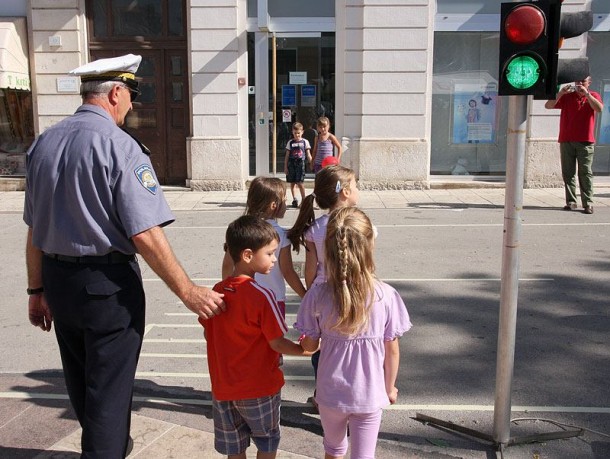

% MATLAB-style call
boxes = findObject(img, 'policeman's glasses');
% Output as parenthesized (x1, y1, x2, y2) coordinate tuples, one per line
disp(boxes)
(120, 85, 140, 102)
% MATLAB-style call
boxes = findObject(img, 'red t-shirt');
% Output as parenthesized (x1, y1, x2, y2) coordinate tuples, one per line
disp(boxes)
(554, 90, 602, 143)
(199, 276, 287, 400)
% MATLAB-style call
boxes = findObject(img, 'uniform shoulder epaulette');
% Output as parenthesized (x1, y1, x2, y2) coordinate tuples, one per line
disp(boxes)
(121, 128, 151, 156)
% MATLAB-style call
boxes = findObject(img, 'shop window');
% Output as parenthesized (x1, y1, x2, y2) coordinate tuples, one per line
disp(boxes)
(0, 89, 34, 176)
(89, 0, 184, 39)
(588, 32, 610, 176)
(431, 32, 508, 177)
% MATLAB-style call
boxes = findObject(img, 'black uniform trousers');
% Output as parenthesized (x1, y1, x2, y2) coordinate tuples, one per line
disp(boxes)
(42, 256, 145, 459)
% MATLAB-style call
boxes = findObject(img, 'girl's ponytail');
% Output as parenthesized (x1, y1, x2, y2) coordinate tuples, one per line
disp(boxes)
(287, 193, 316, 252)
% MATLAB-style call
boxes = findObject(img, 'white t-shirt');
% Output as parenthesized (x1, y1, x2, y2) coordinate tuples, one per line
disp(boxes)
(255, 219, 291, 302)
(304, 213, 329, 286)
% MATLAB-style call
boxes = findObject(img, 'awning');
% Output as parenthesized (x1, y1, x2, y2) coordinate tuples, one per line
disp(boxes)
(0, 18, 30, 91)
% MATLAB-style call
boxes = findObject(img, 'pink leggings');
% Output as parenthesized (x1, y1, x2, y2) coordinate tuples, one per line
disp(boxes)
(318, 405, 382, 458)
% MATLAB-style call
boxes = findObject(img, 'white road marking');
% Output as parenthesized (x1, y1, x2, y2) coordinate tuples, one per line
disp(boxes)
(144, 339, 205, 343)
(164, 222, 610, 230)
(139, 352, 307, 361)
(145, 278, 554, 283)
(1, 392, 608, 413)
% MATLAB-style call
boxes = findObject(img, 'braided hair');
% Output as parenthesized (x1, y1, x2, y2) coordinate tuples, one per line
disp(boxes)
(324, 207, 376, 335)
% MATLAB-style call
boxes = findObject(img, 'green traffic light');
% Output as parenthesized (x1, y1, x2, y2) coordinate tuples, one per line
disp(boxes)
(505, 55, 541, 90)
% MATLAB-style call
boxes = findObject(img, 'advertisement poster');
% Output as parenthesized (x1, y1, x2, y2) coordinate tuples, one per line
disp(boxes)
(301, 85, 317, 107)
(599, 82, 610, 145)
(282, 85, 296, 106)
(452, 82, 498, 144)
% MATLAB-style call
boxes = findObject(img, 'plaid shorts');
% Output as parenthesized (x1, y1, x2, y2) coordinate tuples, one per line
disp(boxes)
(212, 391, 281, 455)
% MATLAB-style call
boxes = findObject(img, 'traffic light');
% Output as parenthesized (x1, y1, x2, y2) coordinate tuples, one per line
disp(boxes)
(547, 0, 593, 91)
(498, 1, 553, 97)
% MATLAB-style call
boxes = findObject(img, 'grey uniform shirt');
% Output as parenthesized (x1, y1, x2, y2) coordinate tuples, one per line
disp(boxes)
(24, 104, 174, 256)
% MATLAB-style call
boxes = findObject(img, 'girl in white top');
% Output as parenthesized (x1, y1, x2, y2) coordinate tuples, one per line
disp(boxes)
(222, 177, 306, 315)
(288, 165, 359, 289)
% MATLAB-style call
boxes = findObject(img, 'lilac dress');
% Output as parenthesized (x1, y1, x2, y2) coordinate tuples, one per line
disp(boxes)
(295, 281, 412, 413)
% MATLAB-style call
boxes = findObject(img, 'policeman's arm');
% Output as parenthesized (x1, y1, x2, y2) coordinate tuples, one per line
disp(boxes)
(25, 227, 52, 331)
(132, 226, 225, 319)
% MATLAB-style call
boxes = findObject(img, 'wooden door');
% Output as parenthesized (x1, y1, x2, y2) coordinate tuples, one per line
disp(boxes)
(90, 49, 187, 184)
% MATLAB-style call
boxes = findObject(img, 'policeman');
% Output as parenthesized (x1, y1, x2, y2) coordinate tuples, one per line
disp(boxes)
(24, 54, 225, 458)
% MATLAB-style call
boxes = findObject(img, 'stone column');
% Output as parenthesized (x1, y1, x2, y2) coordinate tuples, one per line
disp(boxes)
(336, 0, 435, 189)
(188, 0, 248, 190)
(28, 0, 86, 134)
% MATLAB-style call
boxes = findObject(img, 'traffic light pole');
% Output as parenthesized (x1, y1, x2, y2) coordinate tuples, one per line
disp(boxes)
(493, 94, 527, 446)
(415, 94, 584, 452)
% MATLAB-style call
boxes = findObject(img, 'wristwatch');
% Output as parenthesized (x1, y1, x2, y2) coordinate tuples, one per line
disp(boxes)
(27, 287, 44, 295)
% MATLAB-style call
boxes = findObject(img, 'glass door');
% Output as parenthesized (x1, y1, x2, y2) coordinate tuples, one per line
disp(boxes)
(248, 32, 335, 176)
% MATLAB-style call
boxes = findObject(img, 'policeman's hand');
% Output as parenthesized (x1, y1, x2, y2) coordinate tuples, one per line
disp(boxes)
(184, 285, 225, 320)
(28, 294, 52, 332)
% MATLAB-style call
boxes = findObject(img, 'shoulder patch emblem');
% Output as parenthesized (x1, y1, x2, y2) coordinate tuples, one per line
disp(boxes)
(134, 164, 158, 194)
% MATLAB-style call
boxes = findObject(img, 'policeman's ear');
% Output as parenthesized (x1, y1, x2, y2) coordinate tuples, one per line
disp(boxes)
(108, 84, 122, 106)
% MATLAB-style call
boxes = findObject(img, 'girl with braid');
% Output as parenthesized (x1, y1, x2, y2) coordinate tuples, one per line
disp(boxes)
(287, 165, 359, 408)
(295, 207, 412, 459)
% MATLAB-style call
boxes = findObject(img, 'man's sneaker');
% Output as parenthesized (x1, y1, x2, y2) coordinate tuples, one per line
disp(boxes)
(291, 199, 298, 208)
(584, 206, 594, 214)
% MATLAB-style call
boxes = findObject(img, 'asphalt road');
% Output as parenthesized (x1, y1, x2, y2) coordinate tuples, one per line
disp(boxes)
(1, 197, 609, 458)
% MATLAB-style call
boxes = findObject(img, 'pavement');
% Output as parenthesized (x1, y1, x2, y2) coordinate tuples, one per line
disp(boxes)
(2, 181, 610, 458)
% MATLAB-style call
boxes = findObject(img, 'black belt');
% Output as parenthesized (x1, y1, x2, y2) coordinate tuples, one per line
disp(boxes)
(44, 252, 135, 265)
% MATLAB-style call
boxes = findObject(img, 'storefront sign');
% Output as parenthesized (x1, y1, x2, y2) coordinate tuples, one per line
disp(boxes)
(0, 72, 30, 91)
(289, 71, 307, 85)
(301, 85, 316, 107)
(282, 108, 292, 123)
(282, 85, 296, 106)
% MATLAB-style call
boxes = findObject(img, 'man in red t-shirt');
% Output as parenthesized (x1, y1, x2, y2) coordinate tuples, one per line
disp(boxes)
(545, 76, 604, 214)
(200, 215, 312, 457)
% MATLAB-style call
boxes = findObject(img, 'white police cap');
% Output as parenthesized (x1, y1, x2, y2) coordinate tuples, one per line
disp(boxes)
(69, 54, 142, 90)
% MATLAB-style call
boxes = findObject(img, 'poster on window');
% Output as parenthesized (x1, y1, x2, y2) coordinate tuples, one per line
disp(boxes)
(599, 82, 610, 145)
(451, 82, 498, 144)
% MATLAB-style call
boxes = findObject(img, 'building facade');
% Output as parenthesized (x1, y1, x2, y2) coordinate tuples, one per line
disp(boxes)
(1, 0, 609, 190)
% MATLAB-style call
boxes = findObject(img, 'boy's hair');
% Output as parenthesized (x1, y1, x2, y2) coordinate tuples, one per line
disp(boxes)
(292, 122, 304, 131)
(225, 215, 280, 263)
(317, 116, 330, 127)
(245, 176, 286, 219)
(325, 207, 376, 335)
(287, 165, 356, 252)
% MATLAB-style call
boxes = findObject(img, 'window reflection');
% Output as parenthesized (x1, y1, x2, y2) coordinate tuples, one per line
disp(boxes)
(138, 83, 156, 104)
(112, 0, 162, 36)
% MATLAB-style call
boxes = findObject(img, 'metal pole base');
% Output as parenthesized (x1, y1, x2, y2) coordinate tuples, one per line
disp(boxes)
(414, 413, 584, 449)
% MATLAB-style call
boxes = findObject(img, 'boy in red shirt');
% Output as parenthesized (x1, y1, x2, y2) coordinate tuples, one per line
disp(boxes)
(200, 215, 312, 458)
